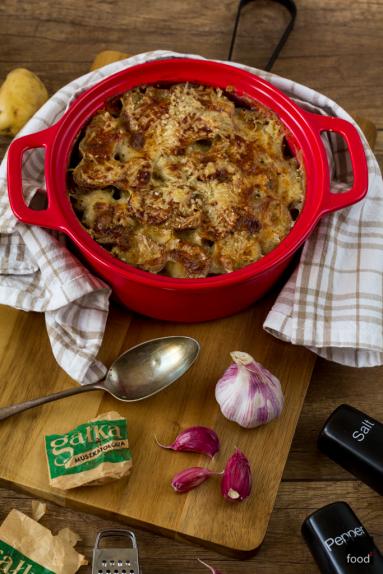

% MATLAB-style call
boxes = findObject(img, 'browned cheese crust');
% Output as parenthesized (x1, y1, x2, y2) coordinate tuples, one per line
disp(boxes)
(69, 84, 305, 277)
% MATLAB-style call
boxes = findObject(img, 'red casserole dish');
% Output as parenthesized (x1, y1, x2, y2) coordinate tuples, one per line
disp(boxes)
(7, 58, 368, 322)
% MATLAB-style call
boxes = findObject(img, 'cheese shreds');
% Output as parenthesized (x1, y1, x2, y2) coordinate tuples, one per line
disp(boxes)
(69, 84, 305, 278)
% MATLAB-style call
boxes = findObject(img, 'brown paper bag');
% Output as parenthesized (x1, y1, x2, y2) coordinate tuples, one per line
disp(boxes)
(0, 509, 87, 573)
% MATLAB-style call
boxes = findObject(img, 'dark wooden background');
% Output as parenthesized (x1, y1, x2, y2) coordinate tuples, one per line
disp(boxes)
(0, 1, 382, 572)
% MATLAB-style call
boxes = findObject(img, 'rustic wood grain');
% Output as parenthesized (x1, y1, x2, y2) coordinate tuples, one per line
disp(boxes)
(0, 481, 381, 574)
(0, 300, 316, 557)
(0, 0, 382, 571)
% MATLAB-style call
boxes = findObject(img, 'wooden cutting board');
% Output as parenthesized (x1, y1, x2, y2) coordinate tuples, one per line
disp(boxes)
(0, 288, 315, 557)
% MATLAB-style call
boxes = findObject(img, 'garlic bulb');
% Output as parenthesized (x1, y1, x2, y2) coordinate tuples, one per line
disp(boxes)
(215, 351, 284, 428)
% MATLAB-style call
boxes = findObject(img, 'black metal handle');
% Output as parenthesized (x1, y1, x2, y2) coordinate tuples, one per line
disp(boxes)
(228, 0, 297, 70)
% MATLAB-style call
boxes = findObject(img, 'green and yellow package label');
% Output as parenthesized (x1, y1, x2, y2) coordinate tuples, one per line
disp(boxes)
(45, 418, 131, 479)
(0, 539, 55, 574)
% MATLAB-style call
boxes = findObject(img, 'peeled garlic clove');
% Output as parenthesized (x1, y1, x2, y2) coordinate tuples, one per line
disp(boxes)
(171, 466, 219, 493)
(221, 449, 252, 502)
(198, 559, 224, 573)
(156, 426, 220, 458)
(215, 351, 284, 428)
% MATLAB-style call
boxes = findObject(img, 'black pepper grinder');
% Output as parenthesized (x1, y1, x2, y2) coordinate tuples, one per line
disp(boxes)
(302, 501, 383, 573)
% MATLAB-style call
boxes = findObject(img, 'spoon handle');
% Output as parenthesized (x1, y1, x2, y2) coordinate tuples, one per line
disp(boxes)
(0, 381, 104, 421)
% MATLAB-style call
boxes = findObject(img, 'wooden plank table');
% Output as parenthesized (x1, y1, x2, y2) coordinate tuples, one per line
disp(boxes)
(0, 0, 382, 571)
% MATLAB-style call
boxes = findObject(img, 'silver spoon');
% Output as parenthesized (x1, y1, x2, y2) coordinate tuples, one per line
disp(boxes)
(0, 336, 200, 421)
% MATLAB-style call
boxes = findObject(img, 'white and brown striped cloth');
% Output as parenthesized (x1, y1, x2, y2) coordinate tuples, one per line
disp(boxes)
(0, 51, 382, 385)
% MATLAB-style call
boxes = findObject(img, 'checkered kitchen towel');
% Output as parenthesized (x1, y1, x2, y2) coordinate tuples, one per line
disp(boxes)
(1, 51, 382, 384)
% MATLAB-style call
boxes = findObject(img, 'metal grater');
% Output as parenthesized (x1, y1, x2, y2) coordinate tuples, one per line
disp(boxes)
(92, 529, 140, 574)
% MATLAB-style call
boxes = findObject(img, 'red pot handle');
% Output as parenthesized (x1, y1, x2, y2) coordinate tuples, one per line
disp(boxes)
(7, 126, 65, 230)
(304, 111, 368, 215)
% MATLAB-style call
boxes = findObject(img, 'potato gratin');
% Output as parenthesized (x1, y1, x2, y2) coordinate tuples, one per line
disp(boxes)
(69, 84, 305, 278)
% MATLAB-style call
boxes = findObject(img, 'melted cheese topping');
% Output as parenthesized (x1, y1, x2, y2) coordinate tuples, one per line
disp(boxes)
(69, 84, 305, 278)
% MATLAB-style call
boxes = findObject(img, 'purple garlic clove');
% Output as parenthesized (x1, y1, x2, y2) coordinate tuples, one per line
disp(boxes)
(198, 559, 224, 573)
(171, 466, 220, 493)
(221, 449, 252, 502)
(156, 426, 220, 458)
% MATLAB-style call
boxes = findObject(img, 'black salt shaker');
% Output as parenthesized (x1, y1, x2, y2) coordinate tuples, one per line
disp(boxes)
(318, 404, 383, 495)
(302, 501, 383, 573)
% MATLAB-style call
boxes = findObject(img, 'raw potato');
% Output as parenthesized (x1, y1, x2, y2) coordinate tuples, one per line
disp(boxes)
(90, 50, 128, 71)
(0, 68, 48, 135)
